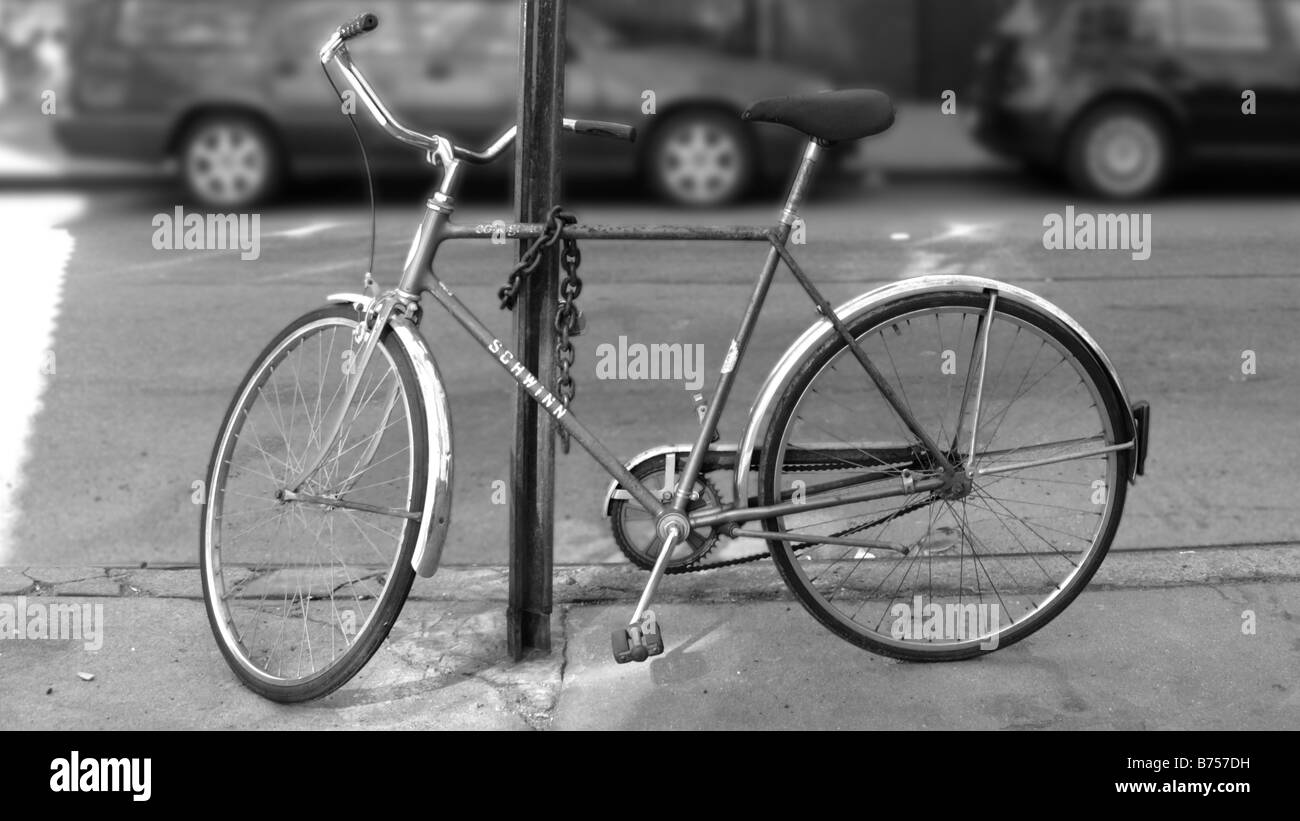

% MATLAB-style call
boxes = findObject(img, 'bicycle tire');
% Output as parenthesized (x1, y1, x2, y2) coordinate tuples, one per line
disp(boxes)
(759, 290, 1130, 661)
(200, 304, 428, 702)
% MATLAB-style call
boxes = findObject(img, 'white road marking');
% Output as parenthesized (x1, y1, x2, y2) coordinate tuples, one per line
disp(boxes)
(265, 220, 348, 239)
(893, 222, 1002, 280)
(0, 194, 84, 563)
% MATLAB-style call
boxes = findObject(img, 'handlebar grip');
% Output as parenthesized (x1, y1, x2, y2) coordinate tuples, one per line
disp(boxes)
(567, 119, 637, 143)
(339, 13, 379, 42)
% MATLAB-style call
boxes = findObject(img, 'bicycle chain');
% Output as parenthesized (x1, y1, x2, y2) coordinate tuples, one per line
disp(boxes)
(662, 487, 934, 575)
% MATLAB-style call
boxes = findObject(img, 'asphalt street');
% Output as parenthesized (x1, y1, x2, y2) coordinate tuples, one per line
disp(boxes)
(3, 175, 1299, 568)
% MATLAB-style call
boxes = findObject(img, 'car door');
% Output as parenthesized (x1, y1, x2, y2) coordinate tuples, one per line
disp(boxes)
(400, 0, 521, 148)
(399, 0, 607, 166)
(1271, 0, 1300, 144)
(1159, 0, 1293, 148)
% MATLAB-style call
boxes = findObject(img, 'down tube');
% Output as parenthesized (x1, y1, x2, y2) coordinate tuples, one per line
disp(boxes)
(426, 282, 666, 518)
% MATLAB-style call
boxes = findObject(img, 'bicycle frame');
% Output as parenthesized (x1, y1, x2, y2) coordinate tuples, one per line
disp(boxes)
(306, 32, 1141, 583)
(375, 138, 955, 541)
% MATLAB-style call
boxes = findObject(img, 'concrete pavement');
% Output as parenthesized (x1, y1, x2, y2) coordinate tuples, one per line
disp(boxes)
(1, 543, 1296, 730)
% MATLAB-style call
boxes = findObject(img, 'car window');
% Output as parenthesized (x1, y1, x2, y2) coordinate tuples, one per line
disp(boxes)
(997, 0, 1048, 35)
(1074, 0, 1175, 46)
(409, 1, 518, 60)
(1131, 0, 1177, 46)
(1282, 0, 1300, 49)
(1175, 0, 1270, 51)
(116, 0, 258, 48)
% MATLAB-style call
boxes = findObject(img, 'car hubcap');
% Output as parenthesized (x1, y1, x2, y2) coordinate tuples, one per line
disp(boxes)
(187, 124, 269, 206)
(658, 121, 742, 205)
(1087, 116, 1161, 196)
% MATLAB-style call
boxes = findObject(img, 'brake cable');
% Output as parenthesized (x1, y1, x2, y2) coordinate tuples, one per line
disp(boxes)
(322, 62, 378, 285)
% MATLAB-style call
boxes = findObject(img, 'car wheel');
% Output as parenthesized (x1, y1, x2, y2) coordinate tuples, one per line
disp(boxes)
(1066, 103, 1171, 200)
(179, 114, 282, 209)
(646, 110, 753, 207)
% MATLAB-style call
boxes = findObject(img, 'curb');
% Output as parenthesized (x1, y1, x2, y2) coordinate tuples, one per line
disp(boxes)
(2, 543, 1297, 604)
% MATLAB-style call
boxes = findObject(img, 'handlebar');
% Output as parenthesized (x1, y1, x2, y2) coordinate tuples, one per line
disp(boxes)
(319, 12, 635, 167)
(338, 13, 379, 42)
(566, 119, 637, 143)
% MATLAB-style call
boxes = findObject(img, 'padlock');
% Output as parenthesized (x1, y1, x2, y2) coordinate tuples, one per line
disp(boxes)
(561, 301, 587, 337)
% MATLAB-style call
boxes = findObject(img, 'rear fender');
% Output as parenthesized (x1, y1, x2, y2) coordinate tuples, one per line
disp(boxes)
(732, 275, 1144, 509)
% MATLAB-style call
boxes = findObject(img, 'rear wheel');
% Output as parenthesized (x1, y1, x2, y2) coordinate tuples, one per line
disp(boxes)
(201, 304, 427, 701)
(759, 290, 1130, 660)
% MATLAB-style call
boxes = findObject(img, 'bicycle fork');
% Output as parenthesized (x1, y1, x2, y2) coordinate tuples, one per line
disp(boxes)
(284, 291, 409, 497)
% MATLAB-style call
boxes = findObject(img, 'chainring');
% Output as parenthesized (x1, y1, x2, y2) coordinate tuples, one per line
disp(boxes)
(609, 455, 724, 570)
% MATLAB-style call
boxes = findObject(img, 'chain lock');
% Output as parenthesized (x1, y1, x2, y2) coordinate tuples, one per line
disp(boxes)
(496, 207, 585, 454)
(554, 236, 584, 453)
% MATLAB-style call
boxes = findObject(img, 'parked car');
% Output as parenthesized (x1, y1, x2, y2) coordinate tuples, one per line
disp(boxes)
(54, 0, 835, 208)
(969, 0, 1300, 199)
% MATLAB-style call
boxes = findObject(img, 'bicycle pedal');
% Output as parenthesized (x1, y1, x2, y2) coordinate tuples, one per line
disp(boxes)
(611, 611, 664, 663)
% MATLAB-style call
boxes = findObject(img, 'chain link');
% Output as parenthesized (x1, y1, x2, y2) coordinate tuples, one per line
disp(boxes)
(495, 206, 584, 454)
(497, 206, 575, 310)
(554, 237, 583, 453)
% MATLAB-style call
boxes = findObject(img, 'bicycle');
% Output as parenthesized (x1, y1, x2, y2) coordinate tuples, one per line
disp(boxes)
(200, 13, 1151, 702)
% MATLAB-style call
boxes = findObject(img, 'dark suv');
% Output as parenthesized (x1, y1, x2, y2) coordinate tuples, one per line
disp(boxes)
(55, 0, 830, 208)
(970, 0, 1300, 198)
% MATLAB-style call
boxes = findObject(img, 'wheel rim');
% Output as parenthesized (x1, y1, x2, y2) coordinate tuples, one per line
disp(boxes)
(185, 122, 270, 207)
(1085, 116, 1162, 197)
(204, 317, 418, 687)
(768, 302, 1122, 654)
(656, 119, 744, 205)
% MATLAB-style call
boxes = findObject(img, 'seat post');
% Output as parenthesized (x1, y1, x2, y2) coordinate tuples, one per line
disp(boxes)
(781, 139, 823, 227)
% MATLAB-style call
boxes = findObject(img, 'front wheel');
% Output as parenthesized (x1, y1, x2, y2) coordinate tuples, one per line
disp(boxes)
(759, 290, 1130, 661)
(201, 304, 429, 702)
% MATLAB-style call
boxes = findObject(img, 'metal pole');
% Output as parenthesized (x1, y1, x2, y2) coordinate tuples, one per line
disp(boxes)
(508, 0, 566, 660)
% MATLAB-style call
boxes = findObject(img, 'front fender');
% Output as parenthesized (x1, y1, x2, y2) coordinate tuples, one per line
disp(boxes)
(328, 293, 453, 578)
(732, 275, 1142, 508)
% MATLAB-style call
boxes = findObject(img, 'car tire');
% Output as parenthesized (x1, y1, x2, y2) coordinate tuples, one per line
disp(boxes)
(179, 113, 283, 210)
(645, 109, 753, 207)
(1065, 102, 1171, 200)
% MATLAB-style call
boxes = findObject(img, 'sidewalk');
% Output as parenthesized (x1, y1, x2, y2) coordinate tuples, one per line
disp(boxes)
(1, 544, 1296, 730)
